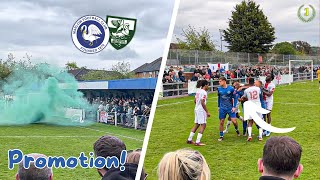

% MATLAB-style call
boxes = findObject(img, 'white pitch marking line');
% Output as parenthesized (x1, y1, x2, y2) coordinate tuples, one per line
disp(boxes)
(157, 98, 318, 107)
(78, 126, 144, 142)
(274, 102, 318, 106)
(157, 97, 217, 107)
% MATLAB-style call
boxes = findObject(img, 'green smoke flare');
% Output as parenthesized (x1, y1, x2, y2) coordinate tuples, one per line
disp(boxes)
(0, 63, 95, 126)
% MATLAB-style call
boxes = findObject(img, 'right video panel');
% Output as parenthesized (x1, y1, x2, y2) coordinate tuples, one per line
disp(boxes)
(144, 0, 320, 179)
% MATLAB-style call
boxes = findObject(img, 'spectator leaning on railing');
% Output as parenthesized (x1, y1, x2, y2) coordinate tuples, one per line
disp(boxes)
(94, 93, 153, 127)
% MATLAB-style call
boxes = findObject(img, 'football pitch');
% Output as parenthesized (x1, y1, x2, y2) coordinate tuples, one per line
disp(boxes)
(144, 81, 320, 180)
(0, 123, 144, 179)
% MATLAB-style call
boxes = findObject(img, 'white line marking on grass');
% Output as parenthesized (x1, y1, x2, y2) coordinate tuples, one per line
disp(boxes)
(276, 89, 314, 92)
(157, 98, 318, 107)
(274, 102, 319, 106)
(0, 136, 100, 138)
(78, 126, 144, 142)
(157, 97, 217, 107)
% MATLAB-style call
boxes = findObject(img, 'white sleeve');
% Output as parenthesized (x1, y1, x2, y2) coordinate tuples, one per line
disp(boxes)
(243, 89, 248, 98)
(202, 91, 207, 100)
(269, 84, 275, 92)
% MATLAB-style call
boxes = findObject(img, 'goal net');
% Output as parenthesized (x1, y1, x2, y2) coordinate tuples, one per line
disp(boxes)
(289, 60, 313, 84)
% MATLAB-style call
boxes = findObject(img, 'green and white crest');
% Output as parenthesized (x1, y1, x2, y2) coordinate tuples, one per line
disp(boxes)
(106, 15, 137, 50)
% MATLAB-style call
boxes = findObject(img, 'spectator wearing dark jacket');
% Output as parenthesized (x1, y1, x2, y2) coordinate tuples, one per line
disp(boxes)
(94, 135, 138, 180)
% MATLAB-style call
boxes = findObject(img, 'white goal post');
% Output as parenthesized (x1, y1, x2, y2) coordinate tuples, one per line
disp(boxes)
(289, 60, 313, 85)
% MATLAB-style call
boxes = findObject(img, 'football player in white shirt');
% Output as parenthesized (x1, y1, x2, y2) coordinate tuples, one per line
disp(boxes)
(241, 78, 264, 141)
(262, 75, 275, 137)
(187, 80, 210, 146)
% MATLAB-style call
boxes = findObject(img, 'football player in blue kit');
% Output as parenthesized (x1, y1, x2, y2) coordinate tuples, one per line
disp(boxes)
(223, 81, 244, 134)
(217, 76, 240, 141)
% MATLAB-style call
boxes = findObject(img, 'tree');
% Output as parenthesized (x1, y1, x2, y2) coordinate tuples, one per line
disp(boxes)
(81, 61, 135, 81)
(0, 53, 34, 80)
(291, 41, 312, 55)
(223, 0, 275, 53)
(110, 61, 134, 78)
(176, 25, 216, 51)
(271, 42, 298, 55)
(65, 62, 79, 70)
(81, 70, 123, 81)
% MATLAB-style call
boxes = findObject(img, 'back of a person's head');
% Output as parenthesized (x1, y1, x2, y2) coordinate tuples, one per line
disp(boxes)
(262, 136, 302, 177)
(93, 135, 126, 159)
(248, 77, 255, 85)
(158, 149, 210, 180)
(16, 153, 52, 180)
(127, 151, 141, 165)
(126, 150, 147, 180)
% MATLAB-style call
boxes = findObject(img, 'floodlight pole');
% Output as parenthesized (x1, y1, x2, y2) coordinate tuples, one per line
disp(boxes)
(219, 29, 223, 52)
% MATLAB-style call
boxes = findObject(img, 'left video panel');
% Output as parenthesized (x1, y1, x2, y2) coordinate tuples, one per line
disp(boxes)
(0, 0, 175, 179)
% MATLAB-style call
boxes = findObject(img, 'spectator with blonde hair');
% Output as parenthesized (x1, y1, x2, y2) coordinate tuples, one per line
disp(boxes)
(126, 149, 147, 180)
(158, 149, 210, 180)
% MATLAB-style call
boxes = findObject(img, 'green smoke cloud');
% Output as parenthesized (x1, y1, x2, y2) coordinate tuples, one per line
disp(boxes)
(0, 63, 95, 126)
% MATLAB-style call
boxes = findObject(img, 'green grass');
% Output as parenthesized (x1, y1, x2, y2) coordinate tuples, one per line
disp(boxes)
(0, 123, 144, 179)
(144, 81, 320, 180)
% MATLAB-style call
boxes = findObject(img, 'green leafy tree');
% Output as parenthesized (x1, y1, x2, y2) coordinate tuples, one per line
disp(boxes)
(176, 25, 216, 51)
(81, 61, 134, 81)
(291, 41, 312, 55)
(0, 53, 34, 80)
(81, 70, 123, 81)
(223, 0, 275, 53)
(65, 62, 79, 70)
(110, 61, 135, 78)
(271, 42, 298, 55)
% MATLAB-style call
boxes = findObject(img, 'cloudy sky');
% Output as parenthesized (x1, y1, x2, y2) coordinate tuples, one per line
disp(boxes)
(0, 0, 174, 70)
(173, 0, 319, 51)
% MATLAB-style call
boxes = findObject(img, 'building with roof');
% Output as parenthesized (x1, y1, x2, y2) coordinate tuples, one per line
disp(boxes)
(133, 57, 162, 78)
(68, 68, 123, 81)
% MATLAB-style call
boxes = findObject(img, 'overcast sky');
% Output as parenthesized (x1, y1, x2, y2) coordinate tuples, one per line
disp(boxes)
(0, 0, 174, 70)
(173, 0, 319, 51)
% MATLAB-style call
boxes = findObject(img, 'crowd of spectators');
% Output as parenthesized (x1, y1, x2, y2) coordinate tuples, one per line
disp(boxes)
(163, 64, 316, 83)
(90, 93, 153, 129)
(161, 64, 316, 97)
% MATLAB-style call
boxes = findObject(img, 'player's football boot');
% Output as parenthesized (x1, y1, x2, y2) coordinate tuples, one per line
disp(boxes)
(218, 137, 224, 141)
(236, 130, 240, 136)
(247, 137, 252, 142)
(258, 136, 263, 141)
(265, 131, 271, 137)
(223, 129, 228, 133)
(195, 142, 206, 146)
(186, 140, 195, 144)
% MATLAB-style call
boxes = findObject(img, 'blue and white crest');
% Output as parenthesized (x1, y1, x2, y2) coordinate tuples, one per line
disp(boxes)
(71, 15, 109, 54)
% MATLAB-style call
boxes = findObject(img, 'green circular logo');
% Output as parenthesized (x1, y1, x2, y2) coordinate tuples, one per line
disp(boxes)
(298, 4, 316, 22)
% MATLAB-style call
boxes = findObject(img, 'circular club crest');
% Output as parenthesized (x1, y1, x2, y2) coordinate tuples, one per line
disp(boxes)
(71, 15, 109, 54)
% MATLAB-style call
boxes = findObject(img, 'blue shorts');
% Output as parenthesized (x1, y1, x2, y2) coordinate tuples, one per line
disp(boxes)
(219, 108, 236, 119)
